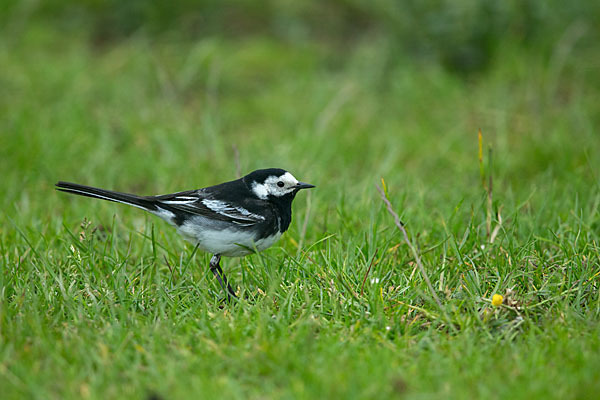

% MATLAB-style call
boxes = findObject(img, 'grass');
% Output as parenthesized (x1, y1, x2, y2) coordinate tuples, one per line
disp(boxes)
(1, 20, 600, 399)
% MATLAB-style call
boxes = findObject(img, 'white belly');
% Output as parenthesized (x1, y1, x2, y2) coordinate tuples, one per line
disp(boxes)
(176, 217, 282, 257)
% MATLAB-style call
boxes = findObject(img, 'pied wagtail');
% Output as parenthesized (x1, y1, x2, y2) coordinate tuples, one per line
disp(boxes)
(56, 168, 315, 299)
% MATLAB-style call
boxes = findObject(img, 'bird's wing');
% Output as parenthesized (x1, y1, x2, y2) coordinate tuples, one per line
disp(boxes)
(154, 191, 266, 226)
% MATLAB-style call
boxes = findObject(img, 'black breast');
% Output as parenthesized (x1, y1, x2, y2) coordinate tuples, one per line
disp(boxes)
(268, 194, 294, 233)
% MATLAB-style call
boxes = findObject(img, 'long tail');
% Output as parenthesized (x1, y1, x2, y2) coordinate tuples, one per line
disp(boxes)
(55, 181, 159, 213)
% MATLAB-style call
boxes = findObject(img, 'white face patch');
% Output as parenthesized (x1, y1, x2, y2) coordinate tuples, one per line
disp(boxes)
(251, 172, 299, 199)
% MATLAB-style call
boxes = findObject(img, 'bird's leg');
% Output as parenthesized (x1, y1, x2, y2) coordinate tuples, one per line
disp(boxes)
(209, 254, 237, 299)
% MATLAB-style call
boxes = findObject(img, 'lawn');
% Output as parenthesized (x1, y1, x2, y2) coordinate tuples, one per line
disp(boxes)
(1, 6, 600, 399)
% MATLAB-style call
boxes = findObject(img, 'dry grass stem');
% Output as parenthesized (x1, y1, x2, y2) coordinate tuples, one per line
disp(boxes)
(376, 184, 443, 309)
(360, 248, 379, 296)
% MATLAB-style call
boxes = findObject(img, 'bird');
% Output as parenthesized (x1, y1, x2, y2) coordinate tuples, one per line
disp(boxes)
(56, 168, 315, 299)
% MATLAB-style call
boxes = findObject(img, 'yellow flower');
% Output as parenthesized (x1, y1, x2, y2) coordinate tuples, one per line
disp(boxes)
(492, 294, 503, 307)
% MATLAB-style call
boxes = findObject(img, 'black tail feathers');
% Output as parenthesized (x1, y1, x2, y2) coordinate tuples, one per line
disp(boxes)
(55, 181, 158, 212)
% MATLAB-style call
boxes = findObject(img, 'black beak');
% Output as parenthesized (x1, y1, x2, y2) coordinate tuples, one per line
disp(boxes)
(295, 182, 315, 190)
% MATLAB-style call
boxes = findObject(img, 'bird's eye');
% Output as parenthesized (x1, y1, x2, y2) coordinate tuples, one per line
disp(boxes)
(277, 181, 284, 188)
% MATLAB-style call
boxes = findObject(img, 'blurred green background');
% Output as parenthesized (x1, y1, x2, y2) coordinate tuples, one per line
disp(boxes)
(2, 0, 599, 197)
(1, 1, 600, 399)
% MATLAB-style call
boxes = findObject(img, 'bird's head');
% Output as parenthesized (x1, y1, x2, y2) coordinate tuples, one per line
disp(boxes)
(244, 168, 315, 200)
